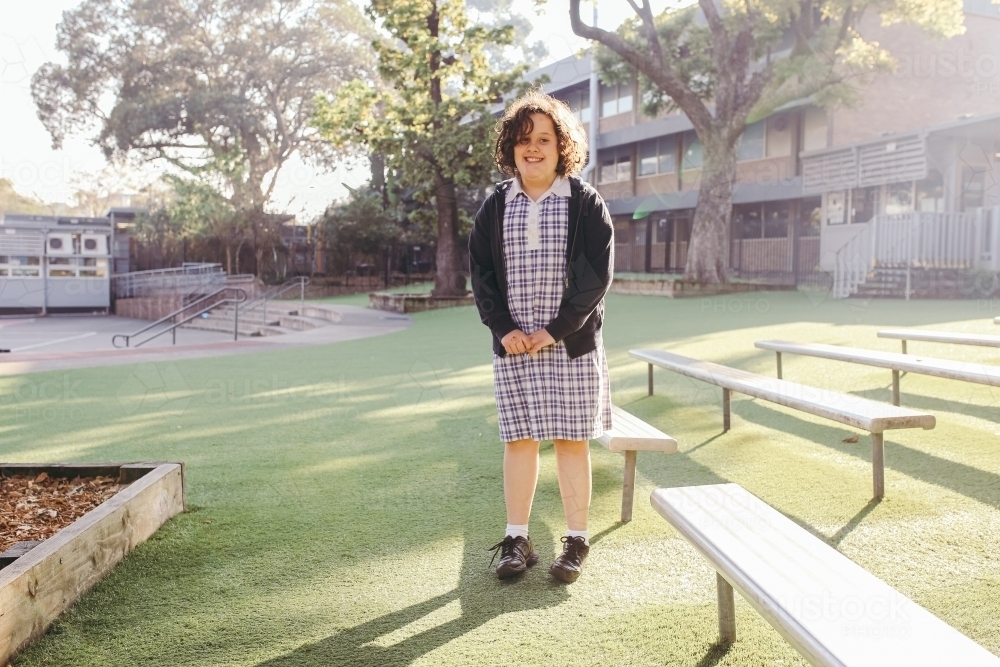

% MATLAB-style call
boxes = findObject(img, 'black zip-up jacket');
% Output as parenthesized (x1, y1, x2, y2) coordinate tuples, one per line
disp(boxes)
(468, 176, 614, 359)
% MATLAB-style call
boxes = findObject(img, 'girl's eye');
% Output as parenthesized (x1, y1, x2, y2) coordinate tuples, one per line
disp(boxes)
(518, 137, 530, 145)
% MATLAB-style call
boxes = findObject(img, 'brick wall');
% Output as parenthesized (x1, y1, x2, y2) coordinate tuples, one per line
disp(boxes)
(832, 12, 1000, 146)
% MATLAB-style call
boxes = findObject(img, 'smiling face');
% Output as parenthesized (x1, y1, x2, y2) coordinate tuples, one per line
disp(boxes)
(513, 112, 560, 187)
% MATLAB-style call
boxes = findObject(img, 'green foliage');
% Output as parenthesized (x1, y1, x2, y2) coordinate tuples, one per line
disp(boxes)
(31, 0, 373, 212)
(312, 0, 526, 226)
(320, 186, 403, 258)
(162, 176, 238, 243)
(0, 178, 49, 216)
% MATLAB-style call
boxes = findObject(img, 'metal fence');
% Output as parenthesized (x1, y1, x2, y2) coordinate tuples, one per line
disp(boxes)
(111, 263, 226, 299)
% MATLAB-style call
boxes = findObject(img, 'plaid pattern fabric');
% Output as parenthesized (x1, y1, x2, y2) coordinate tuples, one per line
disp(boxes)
(493, 182, 612, 443)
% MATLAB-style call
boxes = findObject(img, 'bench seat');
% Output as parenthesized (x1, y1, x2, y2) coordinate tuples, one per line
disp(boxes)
(594, 405, 677, 523)
(878, 328, 1000, 352)
(631, 349, 935, 499)
(755, 339, 1000, 406)
(650, 483, 1000, 666)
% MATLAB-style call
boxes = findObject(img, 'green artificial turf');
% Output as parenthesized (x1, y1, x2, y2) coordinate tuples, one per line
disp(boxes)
(3, 290, 1000, 666)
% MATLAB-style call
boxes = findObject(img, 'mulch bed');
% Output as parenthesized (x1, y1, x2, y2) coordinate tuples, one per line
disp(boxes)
(0, 473, 129, 553)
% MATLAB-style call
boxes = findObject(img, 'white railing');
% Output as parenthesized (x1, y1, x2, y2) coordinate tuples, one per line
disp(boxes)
(832, 225, 873, 298)
(831, 209, 1000, 298)
(111, 263, 225, 299)
(872, 212, 978, 269)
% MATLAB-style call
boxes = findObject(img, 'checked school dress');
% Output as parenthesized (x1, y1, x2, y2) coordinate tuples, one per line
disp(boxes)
(493, 176, 612, 443)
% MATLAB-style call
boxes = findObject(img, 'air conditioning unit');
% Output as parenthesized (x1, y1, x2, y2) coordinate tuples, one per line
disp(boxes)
(80, 233, 107, 256)
(47, 233, 73, 255)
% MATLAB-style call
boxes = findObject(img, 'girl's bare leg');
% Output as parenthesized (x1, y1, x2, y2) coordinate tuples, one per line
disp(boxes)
(504, 438, 540, 524)
(552, 439, 591, 531)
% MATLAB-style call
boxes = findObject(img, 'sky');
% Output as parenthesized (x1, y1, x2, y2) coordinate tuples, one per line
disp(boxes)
(0, 1, 668, 220)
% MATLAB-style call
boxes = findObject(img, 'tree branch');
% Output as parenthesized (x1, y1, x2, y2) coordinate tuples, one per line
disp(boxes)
(625, 0, 663, 63)
(569, 0, 713, 132)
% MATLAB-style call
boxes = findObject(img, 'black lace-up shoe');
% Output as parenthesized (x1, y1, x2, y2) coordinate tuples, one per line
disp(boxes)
(488, 535, 539, 579)
(549, 536, 589, 583)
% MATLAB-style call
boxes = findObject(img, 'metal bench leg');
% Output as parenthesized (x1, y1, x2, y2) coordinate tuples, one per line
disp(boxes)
(891, 370, 900, 406)
(621, 450, 637, 523)
(722, 388, 731, 432)
(648, 363, 653, 396)
(776, 352, 782, 379)
(872, 432, 885, 500)
(717, 573, 736, 644)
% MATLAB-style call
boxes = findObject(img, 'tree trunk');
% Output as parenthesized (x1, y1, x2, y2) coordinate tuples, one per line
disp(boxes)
(225, 244, 233, 275)
(431, 174, 466, 296)
(235, 240, 245, 274)
(684, 131, 738, 283)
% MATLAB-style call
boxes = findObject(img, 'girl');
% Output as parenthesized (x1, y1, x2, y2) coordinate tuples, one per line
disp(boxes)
(469, 90, 614, 583)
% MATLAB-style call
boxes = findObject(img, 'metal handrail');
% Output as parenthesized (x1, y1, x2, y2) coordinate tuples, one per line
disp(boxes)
(112, 287, 248, 348)
(221, 276, 310, 323)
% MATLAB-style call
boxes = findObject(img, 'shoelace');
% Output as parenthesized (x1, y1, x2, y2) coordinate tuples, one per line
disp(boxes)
(558, 535, 586, 563)
(487, 535, 517, 569)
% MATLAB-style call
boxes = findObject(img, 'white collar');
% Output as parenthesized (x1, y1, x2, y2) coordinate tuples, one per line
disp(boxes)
(505, 176, 571, 205)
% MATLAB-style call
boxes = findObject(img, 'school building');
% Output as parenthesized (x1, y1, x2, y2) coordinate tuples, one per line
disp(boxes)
(532, 0, 1000, 296)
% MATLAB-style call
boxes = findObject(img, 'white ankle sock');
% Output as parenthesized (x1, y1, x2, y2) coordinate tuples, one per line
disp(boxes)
(505, 523, 529, 539)
(567, 529, 589, 545)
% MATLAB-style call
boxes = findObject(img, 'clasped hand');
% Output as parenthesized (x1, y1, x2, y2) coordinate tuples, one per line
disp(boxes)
(501, 328, 555, 357)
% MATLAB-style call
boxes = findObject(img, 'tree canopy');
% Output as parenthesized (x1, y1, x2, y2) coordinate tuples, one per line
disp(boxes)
(32, 0, 373, 216)
(313, 0, 528, 296)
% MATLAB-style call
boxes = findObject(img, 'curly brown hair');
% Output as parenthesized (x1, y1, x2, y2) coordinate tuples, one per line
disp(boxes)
(494, 89, 589, 178)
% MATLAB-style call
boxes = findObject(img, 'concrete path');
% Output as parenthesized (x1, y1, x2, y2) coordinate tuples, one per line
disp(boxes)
(0, 303, 411, 376)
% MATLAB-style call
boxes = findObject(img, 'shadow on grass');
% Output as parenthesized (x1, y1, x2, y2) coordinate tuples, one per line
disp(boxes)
(255, 518, 570, 667)
(733, 401, 1000, 509)
(694, 641, 733, 667)
(828, 498, 881, 546)
(852, 387, 1000, 422)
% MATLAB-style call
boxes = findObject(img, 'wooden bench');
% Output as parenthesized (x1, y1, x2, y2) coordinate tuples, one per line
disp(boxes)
(595, 405, 677, 523)
(878, 328, 1000, 353)
(631, 349, 935, 499)
(650, 483, 1000, 665)
(755, 339, 1000, 407)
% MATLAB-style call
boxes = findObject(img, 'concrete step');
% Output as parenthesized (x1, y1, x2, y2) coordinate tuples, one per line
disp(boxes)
(178, 317, 277, 337)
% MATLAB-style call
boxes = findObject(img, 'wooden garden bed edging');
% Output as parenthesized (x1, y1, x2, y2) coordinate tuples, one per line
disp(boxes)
(0, 462, 185, 665)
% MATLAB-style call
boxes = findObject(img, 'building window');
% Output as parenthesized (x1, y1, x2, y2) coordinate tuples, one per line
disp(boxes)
(655, 218, 669, 243)
(851, 187, 880, 224)
(826, 191, 847, 226)
(559, 87, 591, 124)
(614, 224, 629, 246)
(884, 182, 914, 215)
(600, 81, 633, 117)
(634, 223, 646, 246)
(800, 197, 822, 236)
(3, 255, 42, 277)
(917, 170, 944, 212)
(962, 166, 986, 211)
(638, 136, 677, 176)
(682, 133, 702, 170)
(599, 146, 632, 183)
(737, 121, 765, 161)
(733, 204, 762, 239)
(734, 202, 790, 239)
(763, 201, 790, 238)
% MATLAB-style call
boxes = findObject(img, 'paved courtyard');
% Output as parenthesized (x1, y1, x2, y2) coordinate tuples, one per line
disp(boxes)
(0, 302, 411, 375)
